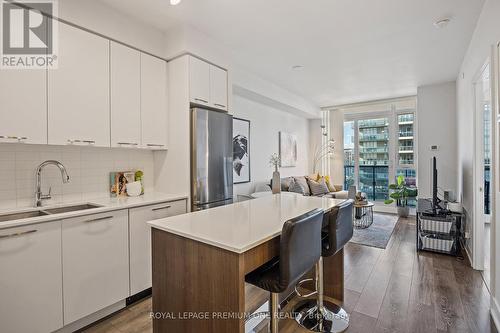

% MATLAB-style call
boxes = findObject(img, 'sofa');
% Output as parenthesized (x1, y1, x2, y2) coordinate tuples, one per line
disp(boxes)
(254, 175, 349, 199)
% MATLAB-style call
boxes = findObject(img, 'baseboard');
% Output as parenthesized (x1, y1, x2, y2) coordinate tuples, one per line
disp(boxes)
(491, 297, 500, 331)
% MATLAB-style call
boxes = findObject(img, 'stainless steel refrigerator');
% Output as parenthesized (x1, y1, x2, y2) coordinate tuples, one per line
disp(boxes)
(191, 108, 233, 211)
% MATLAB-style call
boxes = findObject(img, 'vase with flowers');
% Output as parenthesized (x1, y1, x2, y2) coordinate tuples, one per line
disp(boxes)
(269, 153, 281, 194)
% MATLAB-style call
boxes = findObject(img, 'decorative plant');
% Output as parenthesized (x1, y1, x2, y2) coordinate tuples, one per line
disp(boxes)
(384, 175, 418, 207)
(269, 153, 281, 172)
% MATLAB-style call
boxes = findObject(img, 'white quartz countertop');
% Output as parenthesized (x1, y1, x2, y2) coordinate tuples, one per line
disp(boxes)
(148, 193, 346, 253)
(0, 192, 189, 230)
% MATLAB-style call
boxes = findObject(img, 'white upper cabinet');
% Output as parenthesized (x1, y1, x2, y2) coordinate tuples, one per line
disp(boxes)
(210, 65, 228, 111)
(188, 56, 228, 111)
(141, 53, 168, 149)
(189, 56, 211, 106)
(0, 68, 47, 144)
(48, 22, 110, 147)
(111, 42, 141, 148)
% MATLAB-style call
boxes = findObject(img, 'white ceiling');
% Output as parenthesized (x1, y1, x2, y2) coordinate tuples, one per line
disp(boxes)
(100, 0, 484, 107)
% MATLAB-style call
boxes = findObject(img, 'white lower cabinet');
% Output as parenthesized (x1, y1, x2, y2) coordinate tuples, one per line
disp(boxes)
(129, 200, 187, 295)
(0, 221, 63, 333)
(62, 210, 129, 325)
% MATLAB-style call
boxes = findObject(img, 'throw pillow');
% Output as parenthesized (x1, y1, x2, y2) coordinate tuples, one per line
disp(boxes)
(308, 177, 330, 196)
(308, 173, 320, 182)
(294, 176, 311, 196)
(323, 175, 336, 192)
(288, 179, 306, 195)
(281, 177, 294, 191)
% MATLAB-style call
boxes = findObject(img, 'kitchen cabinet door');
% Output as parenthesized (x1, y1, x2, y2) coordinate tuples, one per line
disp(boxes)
(0, 221, 63, 333)
(62, 210, 129, 324)
(111, 42, 141, 148)
(189, 56, 210, 106)
(141, 54, 168, 149)
(0, 69, 47, 144)
(129, 199, 187, 295)
(48, 22, 110, 147)
(209, 65, 228, 111)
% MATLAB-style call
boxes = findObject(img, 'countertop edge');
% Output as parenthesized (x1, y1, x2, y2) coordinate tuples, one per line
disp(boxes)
(0, 193, 189, 230)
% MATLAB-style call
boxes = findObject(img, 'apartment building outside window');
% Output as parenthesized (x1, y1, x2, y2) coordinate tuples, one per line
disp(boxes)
(341, 97, 417, 205)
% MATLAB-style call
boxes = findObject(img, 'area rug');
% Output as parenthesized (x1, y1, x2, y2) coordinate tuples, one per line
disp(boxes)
(350, 213, 399, 249)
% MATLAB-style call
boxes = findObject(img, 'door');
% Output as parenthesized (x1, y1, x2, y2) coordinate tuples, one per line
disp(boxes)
(111, 42, 141, 148)
(191, 109, 233, 206)
(0, 68, 47, 144)
(0, 221, 63, 333)
(189, 56, 210, 106)
(129, 200, 187, 295)
(48, 22, 110, 147)
(141, 53, 168, 149)
(62, 210, 129, 324)
(210, 65, 228, 111)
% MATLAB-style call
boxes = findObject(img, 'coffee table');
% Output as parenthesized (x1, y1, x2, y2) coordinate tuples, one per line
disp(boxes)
(353, 201, 374, 229)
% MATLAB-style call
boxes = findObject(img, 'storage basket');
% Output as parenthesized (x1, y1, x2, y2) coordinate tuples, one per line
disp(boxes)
(420, 234, 454, 252)
(419, 217, 453, 234)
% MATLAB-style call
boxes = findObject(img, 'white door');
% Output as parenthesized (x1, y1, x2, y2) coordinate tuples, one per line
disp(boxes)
(62, 210, 129, 324)
(141, 53, 168, 149)
(0, 68, 47, 144)
(0, 221, 63, 333)
(189, 56, 210, 106)
(48, 22, 110, 147)
(129, 200, 187, 295)
(209, 65, 228, 111)
(111, 42, 141, 148)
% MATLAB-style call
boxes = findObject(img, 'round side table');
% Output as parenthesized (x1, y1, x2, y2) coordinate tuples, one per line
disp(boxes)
(353, 202, 374, 229)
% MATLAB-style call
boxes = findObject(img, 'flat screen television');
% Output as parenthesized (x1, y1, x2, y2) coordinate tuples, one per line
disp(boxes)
(432, 156, 440, 213)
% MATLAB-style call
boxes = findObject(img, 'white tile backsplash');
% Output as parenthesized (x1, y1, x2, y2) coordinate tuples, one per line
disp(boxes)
(0, 143, 155, 209)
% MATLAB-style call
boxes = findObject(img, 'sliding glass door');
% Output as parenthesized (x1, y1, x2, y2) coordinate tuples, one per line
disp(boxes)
(343, 102, 417, 205)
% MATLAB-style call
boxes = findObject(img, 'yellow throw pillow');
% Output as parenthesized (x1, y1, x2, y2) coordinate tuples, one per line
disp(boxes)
(323, 175, 336, 192)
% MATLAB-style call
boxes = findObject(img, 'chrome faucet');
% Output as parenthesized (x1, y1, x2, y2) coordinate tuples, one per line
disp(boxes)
(34, 160, 70, 207)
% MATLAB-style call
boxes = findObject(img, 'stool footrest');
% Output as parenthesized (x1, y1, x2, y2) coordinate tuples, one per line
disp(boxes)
(295, 278, 318, 298)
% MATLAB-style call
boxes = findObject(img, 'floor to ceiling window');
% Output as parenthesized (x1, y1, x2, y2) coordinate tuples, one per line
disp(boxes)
(342, 98, 417, 204)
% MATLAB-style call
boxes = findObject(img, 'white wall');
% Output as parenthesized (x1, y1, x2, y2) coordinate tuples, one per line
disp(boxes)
(456, 0, 500, 325)
(417, 81, 458, 198)
(0, 144, 154, 210)
(232, 95, 310, 196)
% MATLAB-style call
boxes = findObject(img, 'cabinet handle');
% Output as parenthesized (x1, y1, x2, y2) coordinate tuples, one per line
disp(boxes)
(0, 135, 28, 142)
(117, 142, 138, 146)
(84, 216, 113, 223)
(152, 205, 171, 211)
(67, 139, 95, 145)
(146, 144, 165, 147)
(0, 229, 37, 239)
(214, 103, 226, 108)
(194, 98, 208, 104)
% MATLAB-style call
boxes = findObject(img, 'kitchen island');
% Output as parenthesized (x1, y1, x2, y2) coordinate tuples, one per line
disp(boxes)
(148, 193, 346, 332)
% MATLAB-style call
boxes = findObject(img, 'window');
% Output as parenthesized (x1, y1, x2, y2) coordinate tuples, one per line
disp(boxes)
(340, 98, 417, 204)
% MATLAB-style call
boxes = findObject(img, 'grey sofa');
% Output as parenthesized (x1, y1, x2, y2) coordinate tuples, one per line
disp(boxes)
(254, 176, 349, 199)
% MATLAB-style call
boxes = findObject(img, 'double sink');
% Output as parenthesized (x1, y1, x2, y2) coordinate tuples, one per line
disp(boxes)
(0, 204, 103, 223)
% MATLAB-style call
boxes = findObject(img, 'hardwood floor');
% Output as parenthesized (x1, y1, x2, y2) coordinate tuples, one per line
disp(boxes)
(82, 216, 496, 333)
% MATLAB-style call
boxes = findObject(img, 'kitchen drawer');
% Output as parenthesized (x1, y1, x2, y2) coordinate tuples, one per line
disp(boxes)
(129, 199, 187, 295)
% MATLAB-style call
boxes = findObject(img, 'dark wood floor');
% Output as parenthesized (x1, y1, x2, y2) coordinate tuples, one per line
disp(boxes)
(83, 216, 496, 333)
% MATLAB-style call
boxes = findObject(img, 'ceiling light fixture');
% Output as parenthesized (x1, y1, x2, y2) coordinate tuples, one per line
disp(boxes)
(292, 65, 304, 71)
(170, 0, 182, 5)
(434, 18, 451, 29)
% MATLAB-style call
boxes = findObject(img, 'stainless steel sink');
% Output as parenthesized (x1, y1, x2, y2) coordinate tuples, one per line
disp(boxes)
(0, 210, 50, 223)
(43, 203, 102, 215)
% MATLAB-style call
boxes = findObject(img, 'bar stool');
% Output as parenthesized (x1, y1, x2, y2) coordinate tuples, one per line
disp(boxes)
(245, 209, 324, 333)
(293, 199, 354, 332)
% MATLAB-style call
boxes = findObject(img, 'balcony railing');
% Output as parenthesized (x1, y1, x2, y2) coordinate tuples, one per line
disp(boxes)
(399, 146, 413, 152)
(358, 120, 388, 128)
(399, 131, 413, 137)
(359, 134, 388, 141)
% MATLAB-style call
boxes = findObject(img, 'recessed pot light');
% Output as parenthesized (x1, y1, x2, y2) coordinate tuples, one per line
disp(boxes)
(170, 0, 182, 5)
(434, 18, 451, 29)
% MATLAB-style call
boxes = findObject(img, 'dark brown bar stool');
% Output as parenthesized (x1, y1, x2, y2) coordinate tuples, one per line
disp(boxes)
(293, 199, 354, 332)
(245, 209, 324, 333)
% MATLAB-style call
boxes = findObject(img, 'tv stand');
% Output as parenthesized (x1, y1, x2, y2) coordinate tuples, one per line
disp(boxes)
(416, 198, 463, 257)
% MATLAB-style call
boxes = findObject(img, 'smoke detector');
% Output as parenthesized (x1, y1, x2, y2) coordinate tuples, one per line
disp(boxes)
(434, 18, 451, 29)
